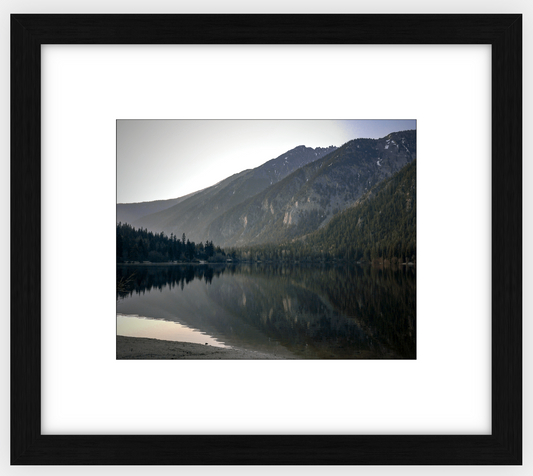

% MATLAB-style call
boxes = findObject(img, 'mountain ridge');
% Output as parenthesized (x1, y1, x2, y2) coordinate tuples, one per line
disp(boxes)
(126, 144, 337, 242)
(119, 130, 415, 250)
(205, 130, 415, 247)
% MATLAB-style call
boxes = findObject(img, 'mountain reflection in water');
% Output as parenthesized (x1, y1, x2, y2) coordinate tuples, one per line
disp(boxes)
(116, 263, 416, 359)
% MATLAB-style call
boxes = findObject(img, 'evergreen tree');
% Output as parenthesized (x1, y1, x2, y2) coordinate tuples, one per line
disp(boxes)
(117, 228, 124, 262)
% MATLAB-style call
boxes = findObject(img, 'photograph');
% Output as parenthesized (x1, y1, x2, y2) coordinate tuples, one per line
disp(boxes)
(116, 119, 417, 359)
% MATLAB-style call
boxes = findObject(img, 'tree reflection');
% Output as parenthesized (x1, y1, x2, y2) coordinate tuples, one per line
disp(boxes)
(117, 263, 416, 359)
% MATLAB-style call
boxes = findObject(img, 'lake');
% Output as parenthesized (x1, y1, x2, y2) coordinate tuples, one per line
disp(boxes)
(116, 263, 416, 359)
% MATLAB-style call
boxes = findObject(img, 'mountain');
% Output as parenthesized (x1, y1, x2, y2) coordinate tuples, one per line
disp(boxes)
(205, 130, 416, 247)
(128, 144, 337, 242)
(116, 190, 199, 225)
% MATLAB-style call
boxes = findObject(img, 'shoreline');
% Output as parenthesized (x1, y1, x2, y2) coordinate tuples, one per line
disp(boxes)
(117, 335, 296, 360)
(117, 261, 225, 266)
(117, 260, 415, 268)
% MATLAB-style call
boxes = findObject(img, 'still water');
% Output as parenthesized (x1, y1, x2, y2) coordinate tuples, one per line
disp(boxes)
(116, 263, 416, 359)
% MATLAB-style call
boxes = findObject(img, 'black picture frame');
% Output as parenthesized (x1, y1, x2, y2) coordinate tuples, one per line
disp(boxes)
(11, 14, 522, 465)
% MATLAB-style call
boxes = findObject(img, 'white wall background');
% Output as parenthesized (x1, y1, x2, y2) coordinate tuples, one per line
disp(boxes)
(1, 1, 530, 475)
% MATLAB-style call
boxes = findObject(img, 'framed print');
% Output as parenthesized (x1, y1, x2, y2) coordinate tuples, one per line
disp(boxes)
(11, 14, 522, 465)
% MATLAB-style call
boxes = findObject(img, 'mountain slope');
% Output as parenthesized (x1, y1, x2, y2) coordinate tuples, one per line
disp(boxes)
(116, 190, 199, 225)
(206, 130, 416, 247)
(129, 145, 337, 241)
(299, 158, 416, 261)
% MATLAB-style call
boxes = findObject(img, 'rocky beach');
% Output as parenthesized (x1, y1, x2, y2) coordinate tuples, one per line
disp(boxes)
(117, 335, 295, 360)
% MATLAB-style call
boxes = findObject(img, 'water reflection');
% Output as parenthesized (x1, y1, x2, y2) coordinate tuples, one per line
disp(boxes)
(117, 314, 229, 348)
(117, 263, 416, 359)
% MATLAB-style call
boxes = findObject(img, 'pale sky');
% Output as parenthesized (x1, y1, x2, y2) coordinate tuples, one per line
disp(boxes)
(117, 119, 416, 203)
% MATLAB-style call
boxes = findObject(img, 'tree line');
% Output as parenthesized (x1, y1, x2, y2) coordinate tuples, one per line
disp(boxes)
(116, 223, 226, 263)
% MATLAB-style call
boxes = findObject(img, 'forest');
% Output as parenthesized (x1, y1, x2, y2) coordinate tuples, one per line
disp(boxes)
(116, 223, 227, 263)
